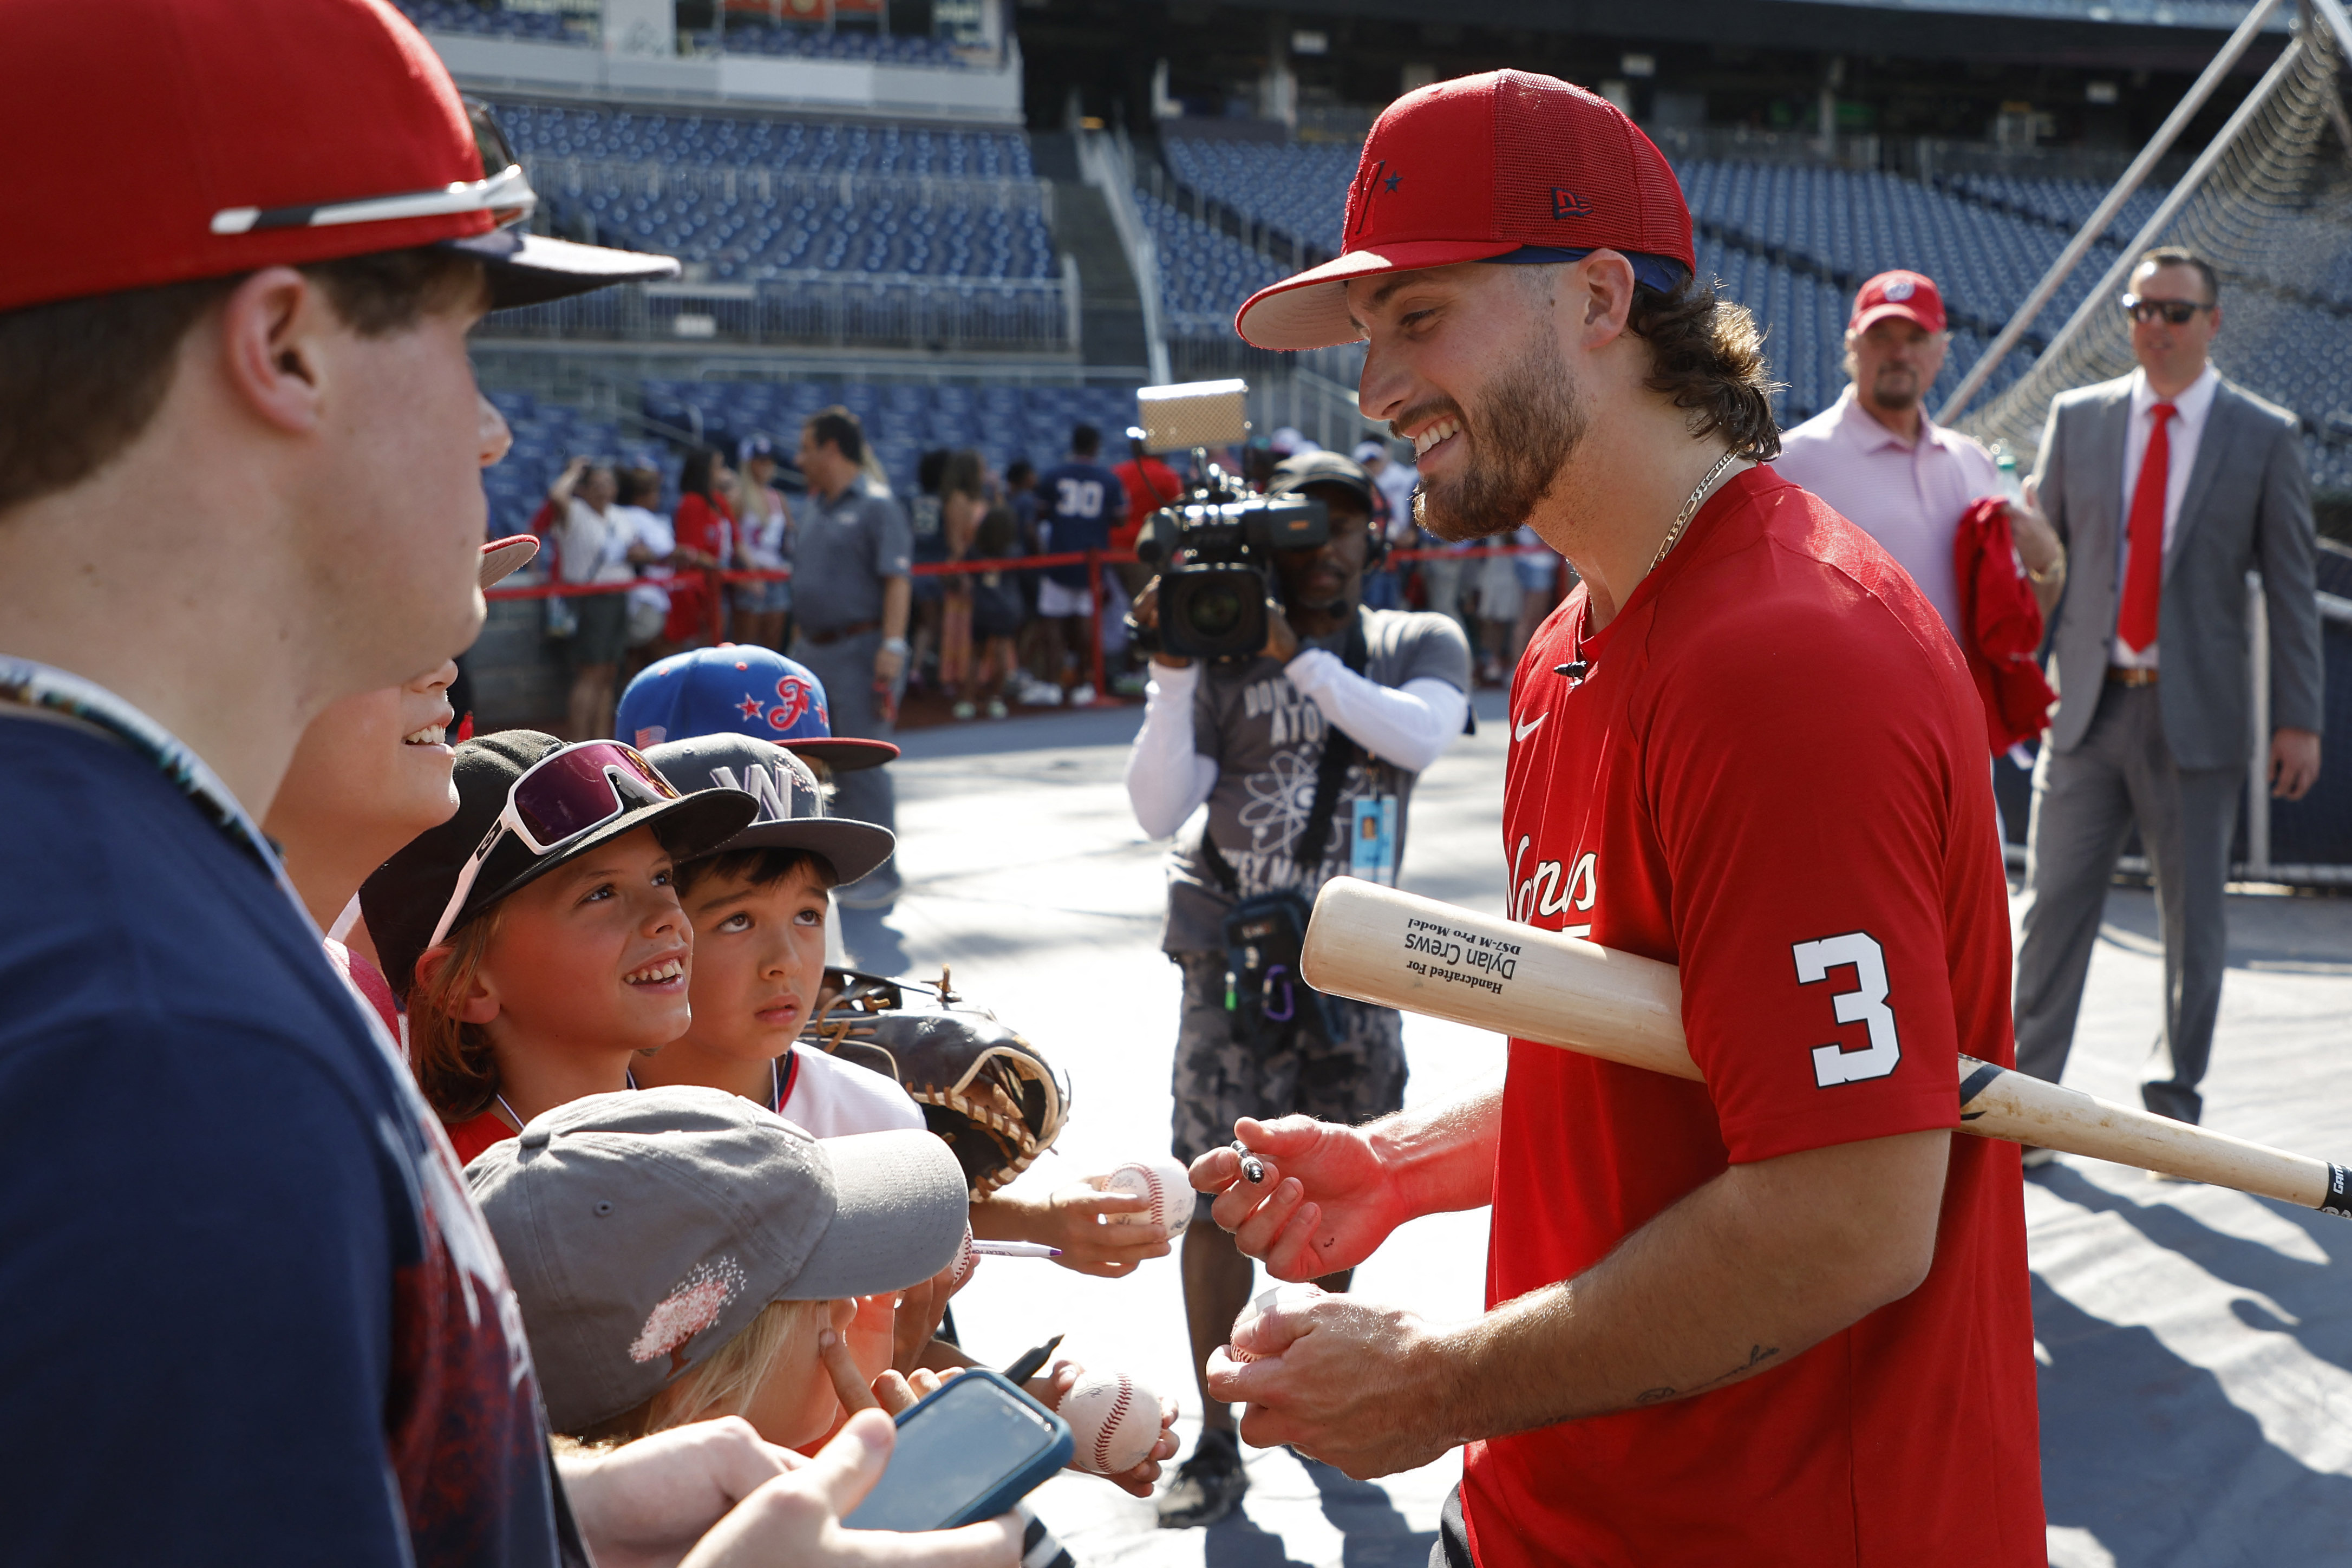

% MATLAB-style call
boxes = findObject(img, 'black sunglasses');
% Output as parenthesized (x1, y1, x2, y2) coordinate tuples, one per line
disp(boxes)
(2120, 295, 2214, 325)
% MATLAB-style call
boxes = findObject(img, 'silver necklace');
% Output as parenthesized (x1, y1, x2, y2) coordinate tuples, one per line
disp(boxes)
(498, 1067, 637, 1132)
(1647, 449, 1748, 576)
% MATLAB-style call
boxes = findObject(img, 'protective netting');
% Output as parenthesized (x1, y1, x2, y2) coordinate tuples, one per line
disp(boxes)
(1961, 12, 2352, 491)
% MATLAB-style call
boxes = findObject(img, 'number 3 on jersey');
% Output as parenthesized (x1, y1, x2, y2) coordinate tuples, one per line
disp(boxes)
(1792, 932, 1902, 1088)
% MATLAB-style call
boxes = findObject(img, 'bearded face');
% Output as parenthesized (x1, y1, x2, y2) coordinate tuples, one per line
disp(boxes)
(1404, 324, 1587, 543)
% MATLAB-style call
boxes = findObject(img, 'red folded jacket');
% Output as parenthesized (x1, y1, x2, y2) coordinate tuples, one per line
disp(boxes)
(1952, 495, 2058, 753)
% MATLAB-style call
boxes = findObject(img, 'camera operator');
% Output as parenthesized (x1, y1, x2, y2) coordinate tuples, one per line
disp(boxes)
(1123, 450, 1470, 1528)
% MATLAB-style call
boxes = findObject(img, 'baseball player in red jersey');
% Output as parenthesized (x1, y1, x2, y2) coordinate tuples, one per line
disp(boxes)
(1188, 72, 2043, 1567)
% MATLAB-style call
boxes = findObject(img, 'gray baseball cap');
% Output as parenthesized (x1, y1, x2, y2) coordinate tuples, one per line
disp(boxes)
(467, 1086, 966, 1433)
(644, 733, 894, 887)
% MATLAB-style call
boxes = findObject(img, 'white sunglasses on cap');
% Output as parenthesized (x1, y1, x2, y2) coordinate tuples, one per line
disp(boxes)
(208, 100, 537, 239)
(424, 740, 679, 953)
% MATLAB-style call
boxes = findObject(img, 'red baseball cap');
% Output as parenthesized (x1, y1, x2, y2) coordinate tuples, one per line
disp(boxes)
(1850, 271, 1946, 336)
(1235, 70, 1695, 352)
(0, 0, 677, 316)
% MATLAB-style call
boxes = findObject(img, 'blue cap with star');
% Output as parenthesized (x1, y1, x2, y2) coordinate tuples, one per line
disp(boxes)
(616, 645, 900, 772)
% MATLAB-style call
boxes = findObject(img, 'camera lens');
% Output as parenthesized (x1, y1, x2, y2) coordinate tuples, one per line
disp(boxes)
(1188, 583, 1245, 639)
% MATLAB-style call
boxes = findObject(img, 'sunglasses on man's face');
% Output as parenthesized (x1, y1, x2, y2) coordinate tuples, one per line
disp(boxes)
(2121, 296, 2214, 326)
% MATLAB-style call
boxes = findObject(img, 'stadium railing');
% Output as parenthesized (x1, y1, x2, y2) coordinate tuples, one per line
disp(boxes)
(481, 272, 1074, 354)
(485, 538, 1560, 714)
(532, 160, 1052, 221)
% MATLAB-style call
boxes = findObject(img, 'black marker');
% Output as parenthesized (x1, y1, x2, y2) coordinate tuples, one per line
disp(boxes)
(1003, 1333, 1064, 1386)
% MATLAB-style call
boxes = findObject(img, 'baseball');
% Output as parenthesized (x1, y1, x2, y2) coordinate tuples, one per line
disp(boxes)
(947, 1226, 979, 1292)
(1060, 1369, 1162, 1475)
(1104, 1158, 1192, 1236)
(1227, 1281, 1328, 1360)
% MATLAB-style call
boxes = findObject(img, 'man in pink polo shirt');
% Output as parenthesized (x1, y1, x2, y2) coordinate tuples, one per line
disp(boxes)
(1776, 270, 2066, 636)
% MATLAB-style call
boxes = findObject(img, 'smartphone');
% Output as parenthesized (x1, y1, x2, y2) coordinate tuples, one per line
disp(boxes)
(842, 1369, 1073, 1533)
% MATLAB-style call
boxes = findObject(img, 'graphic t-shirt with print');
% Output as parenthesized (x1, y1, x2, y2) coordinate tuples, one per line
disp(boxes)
(1162, 606, 1469, 953)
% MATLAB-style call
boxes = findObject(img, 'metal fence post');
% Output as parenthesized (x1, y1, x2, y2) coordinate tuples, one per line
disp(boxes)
(2247, 572, 2272, 878)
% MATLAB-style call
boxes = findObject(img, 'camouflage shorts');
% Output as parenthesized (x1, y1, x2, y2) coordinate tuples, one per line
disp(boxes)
(1168, 950, 1407, 1171)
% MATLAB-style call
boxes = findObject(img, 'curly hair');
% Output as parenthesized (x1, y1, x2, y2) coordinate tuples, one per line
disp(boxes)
(1625, 272, 1784, 462)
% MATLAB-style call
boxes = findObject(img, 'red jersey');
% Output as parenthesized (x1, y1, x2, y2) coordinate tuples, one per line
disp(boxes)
(1465, 467, 2040, 1566)
(1110, 455, 1182, 551)
(444, 1110, 513, 1167)
(664, 491, 736, 644)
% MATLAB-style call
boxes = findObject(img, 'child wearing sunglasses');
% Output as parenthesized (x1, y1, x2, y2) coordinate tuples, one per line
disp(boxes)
(361, 730, 755, 1161)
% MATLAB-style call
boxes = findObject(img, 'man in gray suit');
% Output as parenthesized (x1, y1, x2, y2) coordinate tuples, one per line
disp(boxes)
(2014, 246, 2324, 1139)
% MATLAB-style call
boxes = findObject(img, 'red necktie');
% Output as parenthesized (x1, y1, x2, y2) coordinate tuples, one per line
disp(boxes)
(2118, 401, 2176, 654)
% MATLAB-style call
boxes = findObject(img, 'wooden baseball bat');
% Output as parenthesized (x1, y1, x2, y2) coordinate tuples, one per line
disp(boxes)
(1300, 879, 2352, 1219)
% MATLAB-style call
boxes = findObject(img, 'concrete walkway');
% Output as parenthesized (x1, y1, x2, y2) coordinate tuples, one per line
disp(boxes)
(839, 694, 2352, 1567)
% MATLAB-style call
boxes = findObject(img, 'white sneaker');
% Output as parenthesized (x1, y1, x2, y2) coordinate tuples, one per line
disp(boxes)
(1023, 680, 1063, 707)
(1068, 683, 1096, 707)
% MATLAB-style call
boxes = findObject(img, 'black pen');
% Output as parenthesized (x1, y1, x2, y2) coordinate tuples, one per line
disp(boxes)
(1003, 1332, 1065, 1385)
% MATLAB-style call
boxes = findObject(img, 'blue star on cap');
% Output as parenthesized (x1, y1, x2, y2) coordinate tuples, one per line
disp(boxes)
(1384, 172, 1401, 192)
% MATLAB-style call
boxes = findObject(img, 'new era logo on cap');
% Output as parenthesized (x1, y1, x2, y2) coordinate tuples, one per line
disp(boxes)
(1235, 70, 1694, 352)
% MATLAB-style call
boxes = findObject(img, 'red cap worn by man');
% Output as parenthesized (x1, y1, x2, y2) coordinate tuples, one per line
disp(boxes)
(1197, 71, 2042, 1568)
(0, 5, 1020, 1567)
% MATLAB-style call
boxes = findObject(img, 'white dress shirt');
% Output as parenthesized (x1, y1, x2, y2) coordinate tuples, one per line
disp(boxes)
(2112, 363, 2220, 669)
(1772, 384, 2002, 642)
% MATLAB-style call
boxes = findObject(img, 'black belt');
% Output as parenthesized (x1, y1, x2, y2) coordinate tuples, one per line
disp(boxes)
(802, 619, 881, 646)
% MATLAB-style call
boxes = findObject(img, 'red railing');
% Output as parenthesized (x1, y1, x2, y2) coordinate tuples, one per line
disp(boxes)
(487, 540, 1563, 702)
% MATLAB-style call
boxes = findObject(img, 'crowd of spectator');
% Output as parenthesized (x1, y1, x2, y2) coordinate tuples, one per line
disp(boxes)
(522, 409, 1569, 745)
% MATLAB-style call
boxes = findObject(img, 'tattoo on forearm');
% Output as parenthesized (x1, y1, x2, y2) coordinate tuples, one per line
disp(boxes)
(1631, 1344, 1780, 1407)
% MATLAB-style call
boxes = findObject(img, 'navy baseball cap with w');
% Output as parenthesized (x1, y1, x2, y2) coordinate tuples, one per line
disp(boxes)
(1236, 70, 1695, 351)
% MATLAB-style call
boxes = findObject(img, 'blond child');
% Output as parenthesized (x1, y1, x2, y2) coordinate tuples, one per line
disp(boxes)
(471, 1087, 1120, 1565)
(358, 731, 754, 1162)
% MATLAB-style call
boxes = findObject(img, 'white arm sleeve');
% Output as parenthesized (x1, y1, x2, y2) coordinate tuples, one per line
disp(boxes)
(1283, 649, 1467, 774)
(1124, 662, 1220, 839)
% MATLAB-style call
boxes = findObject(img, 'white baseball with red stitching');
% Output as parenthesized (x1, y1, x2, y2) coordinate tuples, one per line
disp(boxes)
(1060, 1369, 1159, 1475)
(1105, 1158, 1192, 1235)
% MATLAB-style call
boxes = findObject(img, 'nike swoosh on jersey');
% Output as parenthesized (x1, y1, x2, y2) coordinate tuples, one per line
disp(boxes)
(1514, 713, 1547, 742)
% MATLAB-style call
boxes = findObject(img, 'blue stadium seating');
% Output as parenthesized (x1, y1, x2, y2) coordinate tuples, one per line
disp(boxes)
(396, 0, 581, 42)
(1134, 191, 1291, 338)
(492, 104, 1053, 286)
(1149, 135, 2352, 484)
(498, 104, 1032, 178)
(397, 1, 978, 63)
(1161, 137, 1358, 254)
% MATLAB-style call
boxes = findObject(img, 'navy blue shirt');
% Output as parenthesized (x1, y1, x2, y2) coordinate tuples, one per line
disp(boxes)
(1037, 460, 1127, 587)
(0, 715, 567, 1566)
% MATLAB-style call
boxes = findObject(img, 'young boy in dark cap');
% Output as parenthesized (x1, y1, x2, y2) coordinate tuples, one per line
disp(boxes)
(626, 651, 1181, 1280)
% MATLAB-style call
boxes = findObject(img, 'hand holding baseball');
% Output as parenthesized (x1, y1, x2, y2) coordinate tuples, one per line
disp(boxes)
(972, 1178, 1173, 1278)
(1204, 1290, 1459, 1480)
(1035, 1360, 1180, 1498)
(1191, 1115, 1407, 1280)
